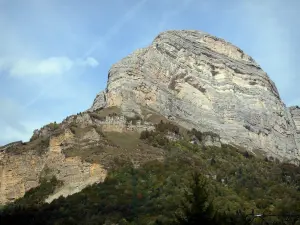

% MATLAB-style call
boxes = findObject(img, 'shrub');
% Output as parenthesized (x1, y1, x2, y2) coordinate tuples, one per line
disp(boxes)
(90, 113, 106, 121)
(210, 158, 217, 166)
(189, 128, 203, 141)
(243, 151, 254, 159)
(155, 120, 180, 134)
(140, 130, 151, 140)
(140, 130, 169, 147)
(126, 115, 142, 125)
(48, 122, 59, 130)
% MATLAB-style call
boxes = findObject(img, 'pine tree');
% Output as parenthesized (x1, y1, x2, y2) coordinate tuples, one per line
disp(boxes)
(174, 171, 215, 225)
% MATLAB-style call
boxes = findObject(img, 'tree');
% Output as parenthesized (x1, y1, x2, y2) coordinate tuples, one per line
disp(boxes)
(140, 130, 150, 139)
(174, 171, 215, 225)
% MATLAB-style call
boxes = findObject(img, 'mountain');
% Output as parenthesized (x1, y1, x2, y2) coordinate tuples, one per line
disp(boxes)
(0, 30, 300, 208)
(91, 30, 300, 161)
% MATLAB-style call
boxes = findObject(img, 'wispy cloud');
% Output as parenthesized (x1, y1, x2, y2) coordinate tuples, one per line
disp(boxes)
(158, 0, 194, 31)
(83, 0, 149, 58)
(13, 0, 148, 113)
(0, 57, 98, 77)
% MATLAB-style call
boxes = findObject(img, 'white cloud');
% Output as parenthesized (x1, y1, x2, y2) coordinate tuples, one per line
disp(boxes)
(0, 56, 99, 77)
(77, 57, 99, 68)
(11, 57, 73, 76)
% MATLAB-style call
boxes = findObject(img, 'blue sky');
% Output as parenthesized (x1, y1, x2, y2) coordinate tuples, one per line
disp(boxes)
(0, 0, 299, 145)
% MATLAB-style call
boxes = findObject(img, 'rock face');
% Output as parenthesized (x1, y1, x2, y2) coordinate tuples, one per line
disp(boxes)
(0, 111, 157, 205)
(88, 91, 107, 112)
(91, 30, 300, 161)
(0, 129, 107, 205)
(289, 106, 300, 151)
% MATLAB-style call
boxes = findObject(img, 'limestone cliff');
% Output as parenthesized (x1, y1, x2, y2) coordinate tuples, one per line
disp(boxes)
(90, 30, 300, 161)
(0, 128, 107, 205)
(289, 106, 300, 151)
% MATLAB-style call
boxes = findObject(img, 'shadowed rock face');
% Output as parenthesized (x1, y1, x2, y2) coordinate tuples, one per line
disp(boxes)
(90, 30, 300, 160)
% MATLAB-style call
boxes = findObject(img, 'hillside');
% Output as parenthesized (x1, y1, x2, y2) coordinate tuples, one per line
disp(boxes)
(1, 122, 300, 224)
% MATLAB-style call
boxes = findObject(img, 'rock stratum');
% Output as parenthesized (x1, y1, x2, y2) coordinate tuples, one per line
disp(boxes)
(1, 29, 300, 205)
(91, 30, 300, 161)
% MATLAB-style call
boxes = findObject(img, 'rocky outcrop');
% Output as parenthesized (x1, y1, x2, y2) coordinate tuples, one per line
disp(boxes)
(289, 106, 300, 151)
(88, 91, 107, 112)
(0, 129, 107, 205)
(0, 111, 157, 205)
(0, 141, 23, 152)
(91, 30, 300, 161)
(289, 106, 300, 130)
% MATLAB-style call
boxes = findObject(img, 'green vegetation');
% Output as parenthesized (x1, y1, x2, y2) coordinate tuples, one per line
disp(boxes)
(89, 106, 121, 121)
(5, 176, 62, 208)
(126, 115, 143, 125)
(48, 122, 59, 130)
(89, 112, 107, 121)
(92, 106, 121, 116)
(1, 121, 300, 224)
(188, 128, 220, 142)
(155, 120, 180, 134)
(140, 129, 170, 147)
(174, 171, 217, 225)
(140, 120, 183, 147)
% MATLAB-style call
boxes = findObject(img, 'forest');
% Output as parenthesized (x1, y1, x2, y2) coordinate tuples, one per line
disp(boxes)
(1, 121, 300, 224)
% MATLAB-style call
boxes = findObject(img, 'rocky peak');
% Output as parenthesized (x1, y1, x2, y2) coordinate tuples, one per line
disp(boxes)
(90, 30, 299, 161)
(153, 30, 256, 64)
